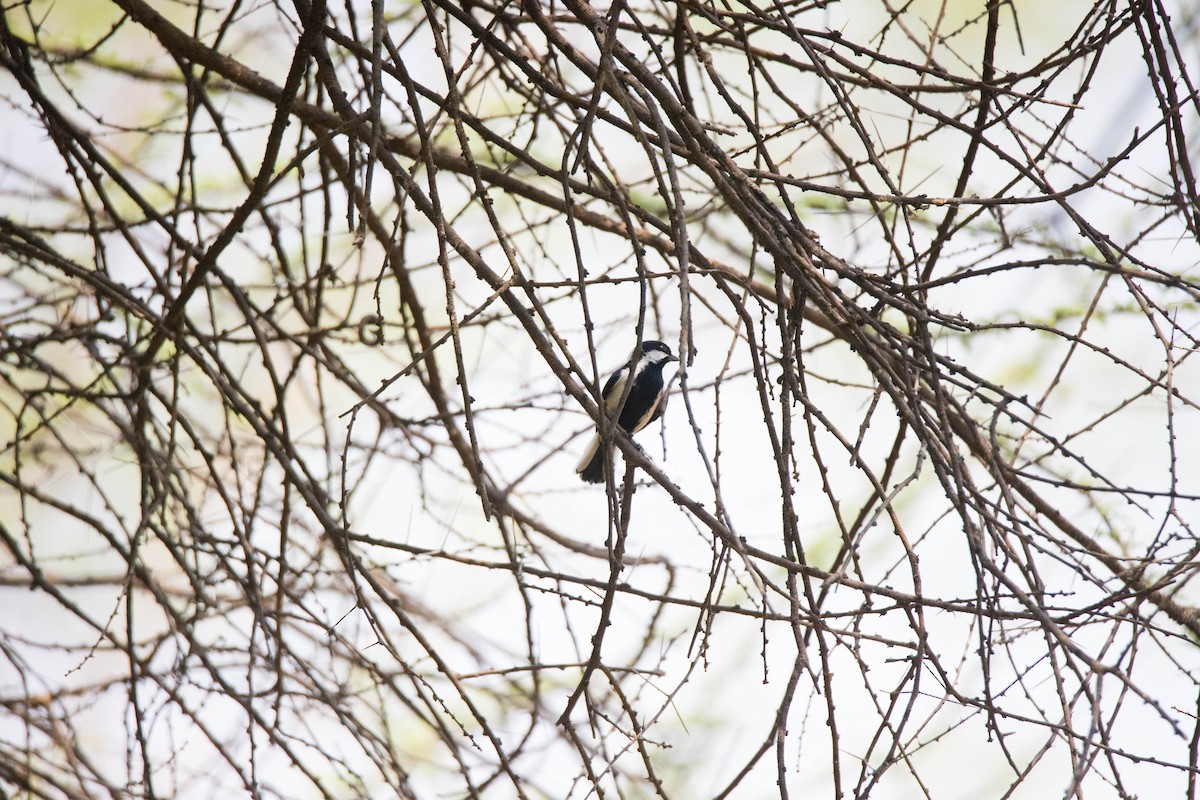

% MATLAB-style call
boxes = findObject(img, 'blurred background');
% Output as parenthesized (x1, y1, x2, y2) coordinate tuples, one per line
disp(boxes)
(1, 0, 1199, 797)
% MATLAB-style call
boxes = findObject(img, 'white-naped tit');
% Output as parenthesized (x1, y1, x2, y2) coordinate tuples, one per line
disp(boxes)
(577, 340, 679, 484)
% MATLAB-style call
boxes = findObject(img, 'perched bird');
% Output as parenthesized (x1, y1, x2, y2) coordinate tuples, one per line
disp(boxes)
(577, 340, 678, 484)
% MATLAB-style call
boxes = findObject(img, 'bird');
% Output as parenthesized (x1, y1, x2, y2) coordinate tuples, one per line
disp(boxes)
(576, 340, 678, 484)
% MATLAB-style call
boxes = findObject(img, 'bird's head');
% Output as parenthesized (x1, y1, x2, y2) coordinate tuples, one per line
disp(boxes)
(639, 340, 678, 366)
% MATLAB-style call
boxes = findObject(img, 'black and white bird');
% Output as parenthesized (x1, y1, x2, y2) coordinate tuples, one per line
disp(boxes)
(577, 340, 678, 484)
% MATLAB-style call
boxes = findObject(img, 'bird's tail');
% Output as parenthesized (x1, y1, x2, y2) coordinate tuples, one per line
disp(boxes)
(576, 434, 606, 483)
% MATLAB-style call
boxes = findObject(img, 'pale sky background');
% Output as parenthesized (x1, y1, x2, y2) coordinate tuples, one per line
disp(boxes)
(1, 1, 1198, 797)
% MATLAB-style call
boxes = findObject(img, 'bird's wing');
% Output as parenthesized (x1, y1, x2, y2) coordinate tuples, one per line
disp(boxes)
(601, 367, 628, 414)
(628, 390, 666, 435)
(645, 369, 676, 427)
(576, 366, 627, 474)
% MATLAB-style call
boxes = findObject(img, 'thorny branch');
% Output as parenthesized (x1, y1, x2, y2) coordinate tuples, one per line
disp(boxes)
(1, 0, 1198, 798)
